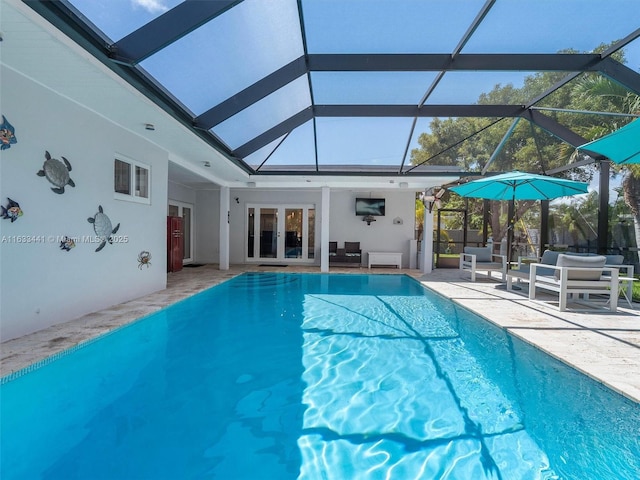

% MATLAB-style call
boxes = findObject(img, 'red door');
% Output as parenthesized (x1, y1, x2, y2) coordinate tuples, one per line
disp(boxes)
(167, 216, 183, 272)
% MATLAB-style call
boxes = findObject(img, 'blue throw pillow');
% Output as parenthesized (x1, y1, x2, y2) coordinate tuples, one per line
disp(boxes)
(605, 254, 624, 265)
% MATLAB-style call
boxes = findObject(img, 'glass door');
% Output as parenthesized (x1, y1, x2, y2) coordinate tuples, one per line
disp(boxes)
(247, 204, 315, 262)
(259, 207, 278, 259)
(284, 208, 303, 259)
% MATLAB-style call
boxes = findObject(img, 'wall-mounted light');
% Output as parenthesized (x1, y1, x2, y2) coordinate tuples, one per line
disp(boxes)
(203, 161, 211, 167)
(144, 123, 155, 131)
(362, 215, 376, 225)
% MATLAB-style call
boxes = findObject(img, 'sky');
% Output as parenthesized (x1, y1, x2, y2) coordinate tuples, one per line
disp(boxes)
(68, 0, 640, 170)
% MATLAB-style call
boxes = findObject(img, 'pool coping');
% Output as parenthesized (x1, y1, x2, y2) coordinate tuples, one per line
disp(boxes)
(416, 269, 640, 404)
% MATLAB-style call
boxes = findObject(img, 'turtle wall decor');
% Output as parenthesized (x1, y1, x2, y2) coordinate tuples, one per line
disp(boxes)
(87, 205, 120, 252)
(37, 151, 75, 194)
(1, 198, 23, 222)
(0, 115, 17, 150)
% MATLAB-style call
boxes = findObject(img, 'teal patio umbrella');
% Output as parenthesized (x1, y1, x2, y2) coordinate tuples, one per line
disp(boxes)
(578, 119, 640, 164)
(449, 171, 589, 265)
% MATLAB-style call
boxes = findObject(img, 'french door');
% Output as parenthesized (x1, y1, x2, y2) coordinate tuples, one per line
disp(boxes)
(246, 204, 315, 262)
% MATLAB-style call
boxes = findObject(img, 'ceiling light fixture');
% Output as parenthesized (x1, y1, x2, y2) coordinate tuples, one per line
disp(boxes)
(203, 161, 211, 167)
(144, 123, 155, 131)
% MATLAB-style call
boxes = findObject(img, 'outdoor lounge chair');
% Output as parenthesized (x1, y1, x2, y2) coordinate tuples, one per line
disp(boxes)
(509, 250, 634, 303)
(526, 254, 619, 312)
(459, 246, 507, 282)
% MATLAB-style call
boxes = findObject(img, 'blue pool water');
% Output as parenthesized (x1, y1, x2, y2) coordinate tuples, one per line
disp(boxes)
(1, 273, 639, 479)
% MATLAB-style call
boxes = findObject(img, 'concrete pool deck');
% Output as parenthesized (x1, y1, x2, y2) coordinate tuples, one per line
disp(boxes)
(2, 265, 639, 404)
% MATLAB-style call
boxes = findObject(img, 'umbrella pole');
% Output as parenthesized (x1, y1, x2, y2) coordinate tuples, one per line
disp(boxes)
(506, 194, 516, 270)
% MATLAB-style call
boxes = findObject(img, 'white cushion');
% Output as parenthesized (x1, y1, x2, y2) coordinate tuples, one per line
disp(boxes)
(555, 254, 606, 280)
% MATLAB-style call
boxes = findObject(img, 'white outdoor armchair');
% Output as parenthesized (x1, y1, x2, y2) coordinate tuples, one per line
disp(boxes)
(459, 246, 507, 282)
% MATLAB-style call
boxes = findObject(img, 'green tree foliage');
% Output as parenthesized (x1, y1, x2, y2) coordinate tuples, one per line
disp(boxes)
(412, 42, 639, 251)
(570, 49, 640, 259)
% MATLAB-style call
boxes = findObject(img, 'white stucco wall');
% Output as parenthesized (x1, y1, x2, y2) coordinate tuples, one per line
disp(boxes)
(228, 189, 322, 264)
(217, 188, 417, 267)
(0, 66, 168, 341)
(195, 189, 221, 264)
(329, 190, 417, 268)
(168, 181, 197, 206)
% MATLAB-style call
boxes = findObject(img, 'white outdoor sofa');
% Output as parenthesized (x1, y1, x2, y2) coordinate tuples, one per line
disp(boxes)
(508, 249, 634, 305)
(507, 253, 619, 312)
(459, 246, 507, 282)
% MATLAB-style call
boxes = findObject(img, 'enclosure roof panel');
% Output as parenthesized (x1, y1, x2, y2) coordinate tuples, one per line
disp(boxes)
(21, 0, 640, 176)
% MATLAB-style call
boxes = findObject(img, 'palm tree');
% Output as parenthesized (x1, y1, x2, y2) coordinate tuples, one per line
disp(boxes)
(572, 74, 640, 260)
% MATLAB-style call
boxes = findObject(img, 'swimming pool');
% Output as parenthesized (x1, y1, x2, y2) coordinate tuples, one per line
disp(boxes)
(1, 273, 639, 479)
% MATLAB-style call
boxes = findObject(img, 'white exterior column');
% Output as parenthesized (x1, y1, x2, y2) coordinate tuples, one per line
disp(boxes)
(320, 186, 330, 273)
(219, 186, 230, 270)
(422, 206, 434, 273)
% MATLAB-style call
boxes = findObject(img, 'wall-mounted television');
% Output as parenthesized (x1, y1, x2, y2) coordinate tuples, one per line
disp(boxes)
(355, 198, 385, 216)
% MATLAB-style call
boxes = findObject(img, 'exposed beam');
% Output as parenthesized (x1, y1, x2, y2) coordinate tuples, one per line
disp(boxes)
(196, 52, 606, 126)
(25, 0, 639, 182)
(523, 110, 590, 147)
(238, 104, 538, 170)
(314, 104, 526, 117)
(248, 168, 469, 177)
(110, 0, 242, 64)
(546, 157, 597, 175)
(233, 108, 313, 158)
(530, 106, 640, 117)
(194, 51, 634, 131)
(417, 0, 497, 109)
(236, 104, 527, 161)
(482, 118, 520, 174)
(405, 118, 506, 173)
(524, 30, 640, 108)
(399, 117, 418, 173)
(406, 1, 498, 172)
(306, 53, 602, 72)
(255, 132, 290, 171)
(195, 57, 308, 129)
(601, 27, 640, 58)
(297, 0, 319, 172)
(453, 0, 497, 54)
(598, 58, 640, 95)
(23, 0, 248, 174)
